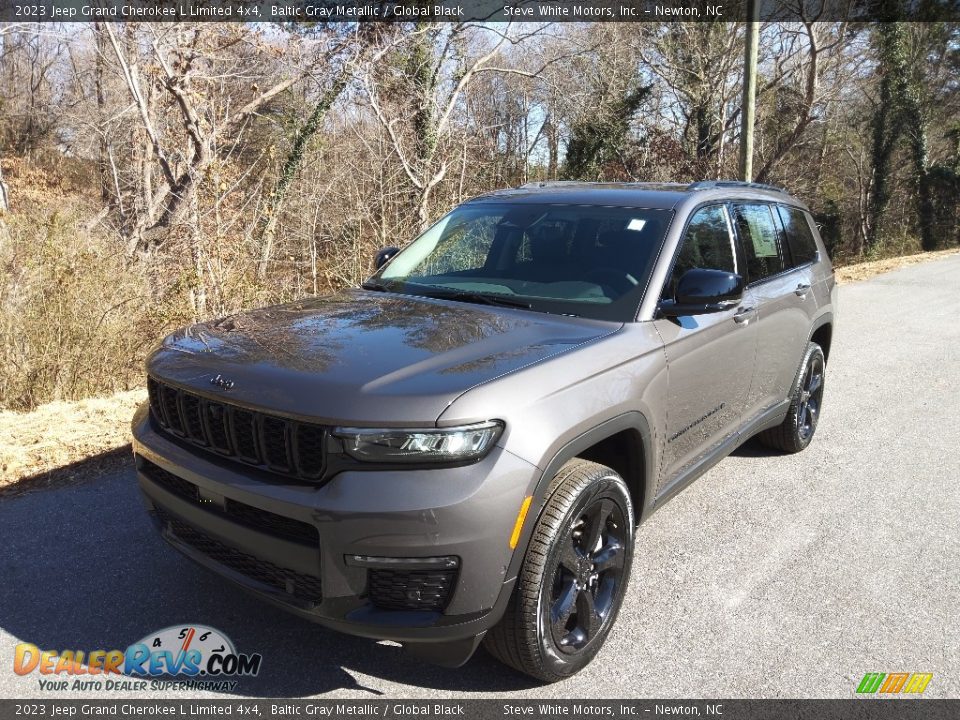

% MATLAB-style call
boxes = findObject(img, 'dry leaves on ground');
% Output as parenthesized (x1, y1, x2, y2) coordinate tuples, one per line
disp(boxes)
(835, 248, 960, 284)
(0, 389, 144, 495)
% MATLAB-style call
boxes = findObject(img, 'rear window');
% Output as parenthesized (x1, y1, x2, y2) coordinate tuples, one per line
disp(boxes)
(777, 205, 819, 266)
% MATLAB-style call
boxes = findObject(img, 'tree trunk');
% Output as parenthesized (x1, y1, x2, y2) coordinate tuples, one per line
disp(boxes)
(546, 116, 558, 180)
(739, 5, 760, 182)
(0, 161, 9, 213)
(256, 74, 349, 279)
(93, 23, 112, 207)
(867, 22, 906, 253)
(901, 78, 935, 251)
(188, 181, 207, 320)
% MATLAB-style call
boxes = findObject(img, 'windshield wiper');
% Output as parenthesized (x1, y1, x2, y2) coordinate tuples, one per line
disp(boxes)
(421, 289, 532, 309)
(360, 279, 395, 292)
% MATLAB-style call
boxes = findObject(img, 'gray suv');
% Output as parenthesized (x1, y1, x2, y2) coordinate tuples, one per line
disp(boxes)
(132, 181, 835, 681)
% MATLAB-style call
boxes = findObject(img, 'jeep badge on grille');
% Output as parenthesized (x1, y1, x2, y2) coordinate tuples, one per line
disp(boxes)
(210, 374, 235, 390)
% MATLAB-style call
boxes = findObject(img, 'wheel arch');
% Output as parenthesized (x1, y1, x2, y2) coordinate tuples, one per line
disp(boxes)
(809, 313, 833, 363)
(525, 413, 656, 540)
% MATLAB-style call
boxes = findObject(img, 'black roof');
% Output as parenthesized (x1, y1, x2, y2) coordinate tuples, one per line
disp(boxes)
(467, 180, 792, 210)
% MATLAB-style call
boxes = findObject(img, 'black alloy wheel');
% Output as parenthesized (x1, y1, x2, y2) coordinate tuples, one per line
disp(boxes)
(797, 351, 825, 441)
(547, 497, 626, 653)
(759, 342, 826, 453)
(484, 459, 634, 682)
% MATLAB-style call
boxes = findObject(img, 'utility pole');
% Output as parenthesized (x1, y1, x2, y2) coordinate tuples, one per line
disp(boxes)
(739, 0, 760, 182)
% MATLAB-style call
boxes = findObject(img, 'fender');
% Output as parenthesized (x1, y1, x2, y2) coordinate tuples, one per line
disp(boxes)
(809, 310, 833, 337)
(808, 310, 834, 363)
(506, 411, 656, 585)
(472, 412, 657, 641)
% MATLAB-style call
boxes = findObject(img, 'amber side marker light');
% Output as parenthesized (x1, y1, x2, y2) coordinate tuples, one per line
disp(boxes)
(509, 496, 533, 549)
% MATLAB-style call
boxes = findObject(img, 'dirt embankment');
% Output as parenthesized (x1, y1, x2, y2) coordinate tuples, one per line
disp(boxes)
(0, 389, 144, 496)
(1, 248, 957, 496)
(834, 248, 959, 283)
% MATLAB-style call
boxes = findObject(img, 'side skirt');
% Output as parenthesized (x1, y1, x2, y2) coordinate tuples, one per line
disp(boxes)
(652, 399, 791, 510)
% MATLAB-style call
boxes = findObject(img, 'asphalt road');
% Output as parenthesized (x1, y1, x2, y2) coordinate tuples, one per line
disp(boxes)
(2, 255, 958, 700)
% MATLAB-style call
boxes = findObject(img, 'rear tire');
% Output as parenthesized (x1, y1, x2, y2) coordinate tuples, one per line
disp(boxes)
(483, 459, 634, 682)
(759, 342, 825, 453)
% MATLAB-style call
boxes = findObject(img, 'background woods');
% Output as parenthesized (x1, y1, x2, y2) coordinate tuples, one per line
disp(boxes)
(0, 20, 957, 410)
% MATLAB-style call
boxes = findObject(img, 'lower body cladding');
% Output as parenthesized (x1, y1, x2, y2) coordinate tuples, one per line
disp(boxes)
(130, 406, 536, 667)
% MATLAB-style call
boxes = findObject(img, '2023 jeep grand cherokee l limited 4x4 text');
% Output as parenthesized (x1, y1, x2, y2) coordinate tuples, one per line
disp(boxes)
(132, 181, 835, 681)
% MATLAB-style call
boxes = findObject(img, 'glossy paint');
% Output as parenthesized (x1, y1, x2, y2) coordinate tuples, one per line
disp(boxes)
(147, 289, 619, 426)
(132, 181, 836, 658)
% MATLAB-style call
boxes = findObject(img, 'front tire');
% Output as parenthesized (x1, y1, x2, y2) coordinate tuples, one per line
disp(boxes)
(484, 459, 634, 682)
(759, 342, 826, 453)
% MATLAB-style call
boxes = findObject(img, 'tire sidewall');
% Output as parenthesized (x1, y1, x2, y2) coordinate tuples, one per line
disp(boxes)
(788, 343, 826, 450)
(532, 472, 635, 679)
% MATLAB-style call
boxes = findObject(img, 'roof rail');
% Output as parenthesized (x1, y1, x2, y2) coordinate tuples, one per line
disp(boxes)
(517, 181, 689, 190)
(687, 180, 787, 193)
(517, 181, 588, 189)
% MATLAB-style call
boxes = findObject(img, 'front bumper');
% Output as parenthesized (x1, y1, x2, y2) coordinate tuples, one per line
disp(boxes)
(131, 403, 537, 651)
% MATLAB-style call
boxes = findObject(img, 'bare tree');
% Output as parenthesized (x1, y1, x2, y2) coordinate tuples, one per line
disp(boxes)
(362, 24, 541, 230)
(102, 24, 321, 255)
(255, 25, 397, 279)
(754, 18, 852, 182)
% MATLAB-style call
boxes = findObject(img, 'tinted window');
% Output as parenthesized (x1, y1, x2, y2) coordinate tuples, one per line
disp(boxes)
(405, 211, 500, 277)
(376, 203, 673, 321)
(732, 203, 784, 282)
(777, 205, 819, 266)
(665, 205, 736, 298)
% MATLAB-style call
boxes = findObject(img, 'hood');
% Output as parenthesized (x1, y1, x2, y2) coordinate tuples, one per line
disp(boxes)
(147, 289, 620, 425)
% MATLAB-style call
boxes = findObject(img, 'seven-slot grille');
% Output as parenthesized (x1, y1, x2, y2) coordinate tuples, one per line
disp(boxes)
(147, 377, 326, 481)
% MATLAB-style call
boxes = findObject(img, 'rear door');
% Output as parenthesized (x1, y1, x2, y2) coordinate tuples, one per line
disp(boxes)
(732, 202, 815, 424)
(654, 204, 757, 487)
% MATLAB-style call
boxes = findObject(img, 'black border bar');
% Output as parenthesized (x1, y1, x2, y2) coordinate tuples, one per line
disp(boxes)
(2, 0, 959, 23)
(1, 699, 958, 719)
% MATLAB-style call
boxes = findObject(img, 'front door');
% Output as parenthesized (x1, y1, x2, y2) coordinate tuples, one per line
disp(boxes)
(654, 204, 757, 490)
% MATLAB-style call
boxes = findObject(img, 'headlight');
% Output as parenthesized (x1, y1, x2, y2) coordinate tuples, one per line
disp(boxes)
(333, 421, 503, 464)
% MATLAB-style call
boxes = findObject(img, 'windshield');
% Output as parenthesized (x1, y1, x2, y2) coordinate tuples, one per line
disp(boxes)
(369, 202, 673, 321)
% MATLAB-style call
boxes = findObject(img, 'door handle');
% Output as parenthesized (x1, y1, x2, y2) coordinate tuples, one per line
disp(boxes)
(733, 306, 756, 325)
(795, 283, 811, 298)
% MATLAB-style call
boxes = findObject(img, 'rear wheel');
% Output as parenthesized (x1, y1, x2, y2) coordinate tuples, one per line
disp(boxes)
(759, 342, 825, 453)
(483, 459, 634, 682)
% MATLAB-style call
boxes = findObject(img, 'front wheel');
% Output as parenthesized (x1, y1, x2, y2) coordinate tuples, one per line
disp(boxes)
(483, 459, 634, 682)
(759, 342, 826, 453)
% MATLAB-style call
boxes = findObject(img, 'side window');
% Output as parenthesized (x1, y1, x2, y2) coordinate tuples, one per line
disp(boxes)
(777, 205, 819, 266)
(665, 205, 736, 298)
(732, 203, 784, 282)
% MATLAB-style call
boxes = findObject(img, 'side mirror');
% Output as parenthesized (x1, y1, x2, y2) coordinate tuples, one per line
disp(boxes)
(659, 268, 743, 317)
(374, 246, 400, 270)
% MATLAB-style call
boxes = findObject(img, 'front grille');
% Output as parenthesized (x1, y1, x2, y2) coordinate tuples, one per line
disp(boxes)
(368, 569, 457, 611)
(147, 377, 327, 481)
(155, 508, 322, 603)
(142, 460, 319, 546)
(223, 498, 319, 546)
(143, 462, 200, 503)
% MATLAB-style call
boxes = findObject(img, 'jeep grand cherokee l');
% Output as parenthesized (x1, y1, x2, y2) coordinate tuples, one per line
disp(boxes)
(132, 181, 836, 681)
